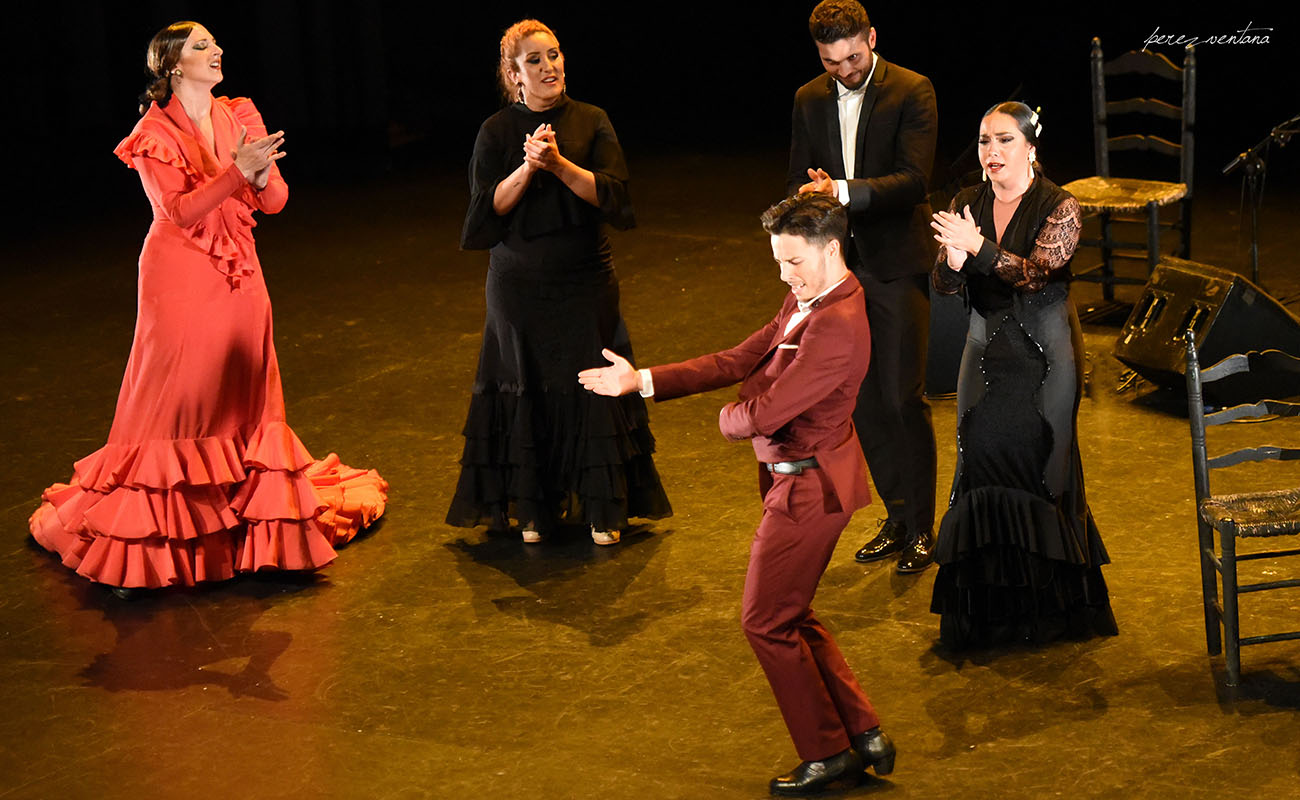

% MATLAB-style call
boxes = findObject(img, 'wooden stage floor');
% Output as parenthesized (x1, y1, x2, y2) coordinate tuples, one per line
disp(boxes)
(2, 151, 1298, 799)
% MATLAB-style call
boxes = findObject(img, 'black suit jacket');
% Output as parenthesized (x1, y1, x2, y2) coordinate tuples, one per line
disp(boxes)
(787, 55, 938, 280)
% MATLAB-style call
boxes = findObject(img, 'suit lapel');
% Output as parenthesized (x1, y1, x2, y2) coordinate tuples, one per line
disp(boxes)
(757, 276, 859, 367)
(738, 295, 800, 381)
(738, 276, 861, 398)
(819, 75, 847, 178)
(854, 56, 886, 174)
(771, 294, 802, 347)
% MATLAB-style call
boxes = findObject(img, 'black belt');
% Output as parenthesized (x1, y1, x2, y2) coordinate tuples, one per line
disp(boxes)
(765, 457, 819, 475)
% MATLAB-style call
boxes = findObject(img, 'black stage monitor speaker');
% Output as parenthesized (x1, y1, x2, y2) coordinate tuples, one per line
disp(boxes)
(1115, 257, 1300, 399)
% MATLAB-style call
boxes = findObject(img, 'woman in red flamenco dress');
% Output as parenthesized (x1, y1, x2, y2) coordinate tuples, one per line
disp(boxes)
(28, 21, 387, 594)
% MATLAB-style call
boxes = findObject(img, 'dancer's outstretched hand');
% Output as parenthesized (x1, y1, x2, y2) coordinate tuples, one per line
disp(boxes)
(579, 349, 641, 396)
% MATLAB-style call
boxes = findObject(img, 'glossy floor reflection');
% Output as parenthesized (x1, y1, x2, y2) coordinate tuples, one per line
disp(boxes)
(2, 151, 1299, 799)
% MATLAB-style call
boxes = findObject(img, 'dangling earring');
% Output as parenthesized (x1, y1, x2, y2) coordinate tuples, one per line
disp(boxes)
(981, 168, 988, 182)
(1027, 149, 1036, 181)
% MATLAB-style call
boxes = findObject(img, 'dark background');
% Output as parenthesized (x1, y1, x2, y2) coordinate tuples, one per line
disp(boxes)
(3, 1, 1295, 241)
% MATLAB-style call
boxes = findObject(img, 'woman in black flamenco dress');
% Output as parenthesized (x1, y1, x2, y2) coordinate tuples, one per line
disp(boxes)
(446, 19, 671, 545)
(928, 103, 1117, 646)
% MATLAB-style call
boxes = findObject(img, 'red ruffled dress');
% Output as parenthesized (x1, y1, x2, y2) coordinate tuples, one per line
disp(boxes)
(28, 95, 387, 589)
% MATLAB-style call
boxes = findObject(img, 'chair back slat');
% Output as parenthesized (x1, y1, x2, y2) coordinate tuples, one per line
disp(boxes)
(1109, 134, 1182, 158)
(1208, 446, 1300, 470)
(1203, 350, 1300, 381)
(1105, 49, 1183, 80)
(1250, 350, 1300, 375)
(1206, 400, 1300, 426)
(1107, 97, 1183, 120)
(1200, 353, 1252, 381)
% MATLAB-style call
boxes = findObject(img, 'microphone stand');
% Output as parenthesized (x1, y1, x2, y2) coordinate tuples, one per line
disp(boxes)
(1222, 113, 1300, 285)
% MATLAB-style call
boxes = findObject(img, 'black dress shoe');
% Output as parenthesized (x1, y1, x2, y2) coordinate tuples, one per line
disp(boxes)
(896, 531, 934, 573)
(849, 727, 896, 775)
(854, 520, 907, 563)
(769, 748, 863, 796)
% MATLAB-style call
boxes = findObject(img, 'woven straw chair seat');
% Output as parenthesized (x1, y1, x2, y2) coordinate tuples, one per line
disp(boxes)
(1200, 487, 1300, 537)
(1063, 176, 1188, 213)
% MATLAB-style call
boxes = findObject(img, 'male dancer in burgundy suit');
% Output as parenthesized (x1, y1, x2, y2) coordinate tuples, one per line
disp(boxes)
(789, 0, 939, 572)
(579, 193, 895, 795)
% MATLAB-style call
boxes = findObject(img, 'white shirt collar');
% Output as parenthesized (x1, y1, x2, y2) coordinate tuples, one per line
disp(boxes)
(797, 276, 848, 312)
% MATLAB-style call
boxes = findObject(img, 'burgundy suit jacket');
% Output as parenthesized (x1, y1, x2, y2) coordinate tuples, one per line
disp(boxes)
(650, 274, 872, 514)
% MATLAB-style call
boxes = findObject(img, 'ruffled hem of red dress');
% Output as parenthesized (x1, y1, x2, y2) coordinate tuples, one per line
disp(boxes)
(73, 420, 314, 491)
(30, 423, 388, 589)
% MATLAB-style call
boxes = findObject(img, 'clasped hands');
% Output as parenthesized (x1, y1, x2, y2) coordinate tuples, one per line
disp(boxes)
(930, 205, 983, 271)
(522, 123, 565, 173)
(578, 349, 641, 396)
(232, 125, 286, 189)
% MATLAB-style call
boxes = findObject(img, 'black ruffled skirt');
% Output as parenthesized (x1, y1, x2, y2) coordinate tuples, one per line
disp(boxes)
(930, 485, 1117, 646)
(446, 264, 671, 532)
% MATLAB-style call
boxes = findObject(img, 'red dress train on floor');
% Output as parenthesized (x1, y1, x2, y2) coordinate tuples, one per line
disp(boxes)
(29, 95, 386, 589)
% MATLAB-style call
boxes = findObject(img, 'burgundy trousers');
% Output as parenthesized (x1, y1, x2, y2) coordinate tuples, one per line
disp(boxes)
(742, 469, 879, 761)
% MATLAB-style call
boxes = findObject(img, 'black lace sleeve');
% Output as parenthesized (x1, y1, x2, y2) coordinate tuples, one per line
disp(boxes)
(988, 196, 1082, 292)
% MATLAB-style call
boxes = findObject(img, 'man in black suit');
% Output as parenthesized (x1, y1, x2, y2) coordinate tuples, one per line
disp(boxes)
(788, 0, 938, 573)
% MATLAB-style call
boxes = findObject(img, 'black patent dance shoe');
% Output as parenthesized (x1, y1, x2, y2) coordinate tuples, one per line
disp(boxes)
(109, 586, 138, 600)
(854, 519, 907, 563)
(895, 530, 934, 573)
(849, 727, 896, 775)
(769, 748, 863, 796)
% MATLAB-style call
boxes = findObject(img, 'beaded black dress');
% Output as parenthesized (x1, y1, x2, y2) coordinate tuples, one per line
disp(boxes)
(929, 176, 1117, 646)
(447, 96, 671, 533)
